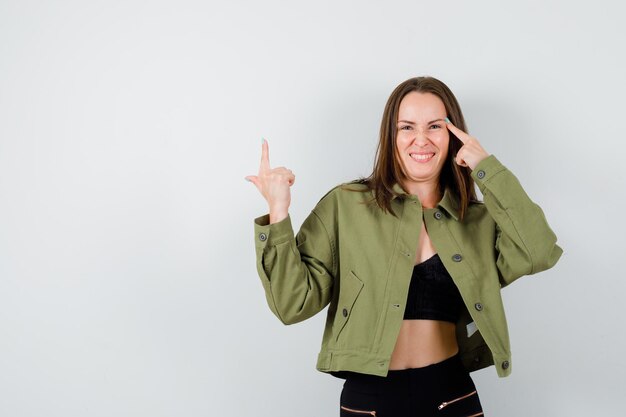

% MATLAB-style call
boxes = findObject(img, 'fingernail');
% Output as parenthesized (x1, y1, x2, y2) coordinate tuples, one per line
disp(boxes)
(444, 117, 451, 123)
(261, 137, 265, 144)
(244, 177, 251, 182)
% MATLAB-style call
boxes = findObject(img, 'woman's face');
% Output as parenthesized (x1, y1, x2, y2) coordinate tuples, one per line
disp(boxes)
(395, 91, 449, 188)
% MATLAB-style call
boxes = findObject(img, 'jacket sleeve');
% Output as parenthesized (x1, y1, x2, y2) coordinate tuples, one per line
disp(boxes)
(253, 205, 337, 325)
(471, 155, 563, 288)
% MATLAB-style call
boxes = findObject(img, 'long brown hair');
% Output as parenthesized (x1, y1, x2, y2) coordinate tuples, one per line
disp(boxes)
(347, 76, 477, 220)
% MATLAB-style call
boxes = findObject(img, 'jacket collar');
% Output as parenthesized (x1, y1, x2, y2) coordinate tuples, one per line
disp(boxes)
(391, 182, 460, 221)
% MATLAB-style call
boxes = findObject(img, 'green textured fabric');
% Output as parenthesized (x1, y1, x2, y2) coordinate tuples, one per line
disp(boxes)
(253, 155, 563, 378)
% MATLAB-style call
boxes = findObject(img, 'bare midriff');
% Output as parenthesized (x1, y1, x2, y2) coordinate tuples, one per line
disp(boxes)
(389, 319, 459, 369)
(388, 217, 459, 370)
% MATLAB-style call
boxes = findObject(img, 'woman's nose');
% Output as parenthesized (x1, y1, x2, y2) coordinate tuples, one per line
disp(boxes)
(412, 126, 430, 144)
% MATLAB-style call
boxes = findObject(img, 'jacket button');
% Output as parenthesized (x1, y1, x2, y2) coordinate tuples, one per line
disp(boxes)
(452, 253, 462, 262)
(342, 308, 348, 317)
(474, 302, 483, 311)
(477, 170, 486, 179)
(258, 232, 267, 242)
(434, 211, 443, 220)
(502, 360, 510, 370)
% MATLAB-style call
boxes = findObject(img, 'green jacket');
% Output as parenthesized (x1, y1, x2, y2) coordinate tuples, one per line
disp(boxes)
(252, 155, 563, 378)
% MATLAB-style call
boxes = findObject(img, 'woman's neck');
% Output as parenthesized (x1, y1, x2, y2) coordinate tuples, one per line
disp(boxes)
(403, 180, 442, 209)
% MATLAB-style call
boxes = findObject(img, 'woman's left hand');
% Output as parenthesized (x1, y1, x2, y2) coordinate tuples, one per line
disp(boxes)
(445, 119, 490, 171)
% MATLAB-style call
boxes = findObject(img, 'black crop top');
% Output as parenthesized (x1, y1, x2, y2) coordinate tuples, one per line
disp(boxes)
(403, 253, 464, 323)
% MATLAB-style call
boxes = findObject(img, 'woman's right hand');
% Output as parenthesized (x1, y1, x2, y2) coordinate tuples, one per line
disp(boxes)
(245, 139, 295, 223)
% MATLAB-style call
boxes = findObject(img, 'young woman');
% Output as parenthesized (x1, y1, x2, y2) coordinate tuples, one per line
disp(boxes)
(246, 76, 562, 416)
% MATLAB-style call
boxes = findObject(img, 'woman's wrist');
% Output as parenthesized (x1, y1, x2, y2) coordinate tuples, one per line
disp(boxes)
(269, 210, 289, 224)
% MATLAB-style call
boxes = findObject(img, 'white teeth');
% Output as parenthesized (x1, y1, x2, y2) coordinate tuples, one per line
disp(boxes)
(410, 153, 434, 161)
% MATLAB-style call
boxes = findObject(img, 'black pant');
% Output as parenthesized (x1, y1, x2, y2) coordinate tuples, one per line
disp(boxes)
(339, 353, 484, 416)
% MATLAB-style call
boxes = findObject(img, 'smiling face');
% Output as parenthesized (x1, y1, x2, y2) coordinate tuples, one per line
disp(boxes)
(395, 91, 450, 193)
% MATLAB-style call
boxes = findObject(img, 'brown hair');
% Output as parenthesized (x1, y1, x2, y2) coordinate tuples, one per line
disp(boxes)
(346, 76, 477, 220)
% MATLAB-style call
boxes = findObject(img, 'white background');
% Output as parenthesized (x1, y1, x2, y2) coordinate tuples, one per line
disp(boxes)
(1, 0, 624, 416)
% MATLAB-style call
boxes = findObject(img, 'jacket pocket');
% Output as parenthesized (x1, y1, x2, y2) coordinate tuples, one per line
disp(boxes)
(334, 270, 364, 342)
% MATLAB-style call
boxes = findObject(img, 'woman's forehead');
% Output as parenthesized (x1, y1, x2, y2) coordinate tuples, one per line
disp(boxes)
(398, 92, 446, 122)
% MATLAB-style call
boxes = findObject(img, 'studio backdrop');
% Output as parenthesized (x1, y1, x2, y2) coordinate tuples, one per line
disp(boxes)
(0, 0, 624, 416)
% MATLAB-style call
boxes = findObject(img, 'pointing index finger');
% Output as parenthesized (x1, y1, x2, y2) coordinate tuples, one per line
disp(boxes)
(260, 138, 270, 171)
(444, 118, 470, 144)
